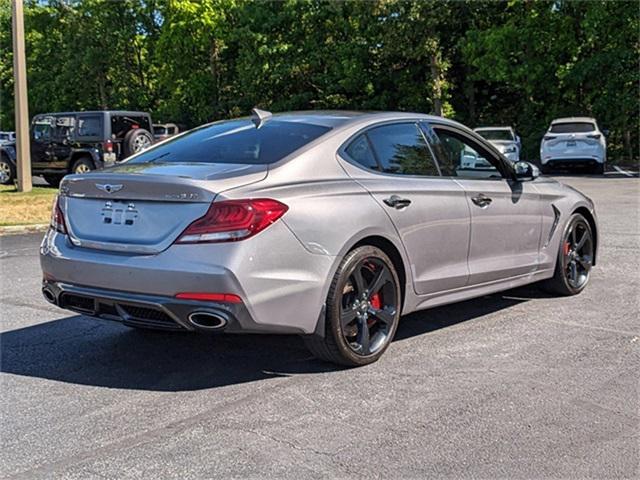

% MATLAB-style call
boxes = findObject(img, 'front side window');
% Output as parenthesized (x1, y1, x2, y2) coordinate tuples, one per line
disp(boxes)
(128, 119, 332, 165)
(365, 123, 440, 176)
(430, 127, 503, 179)
(32, 116, 54, 142)
(549, 122, 595, 133)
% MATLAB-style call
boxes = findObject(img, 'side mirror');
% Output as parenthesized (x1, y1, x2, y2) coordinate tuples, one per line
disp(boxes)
(515, 135, 521, 145)
(602, 129, 610, 137)
(514, 161, 540, 181)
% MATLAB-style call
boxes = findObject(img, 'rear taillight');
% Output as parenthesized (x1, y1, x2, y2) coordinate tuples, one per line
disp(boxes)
(50, 195, 67, 234)
(103, 139, 113, 153)
(175, 199, 288, 244)
(587, 134, 601, 140)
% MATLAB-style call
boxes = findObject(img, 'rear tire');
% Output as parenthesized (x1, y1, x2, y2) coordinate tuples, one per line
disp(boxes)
(304, 246, 401, 367)
(593, 163, 605, 175)
(542, 213, 594, 296)
(72, 157, 95, 175)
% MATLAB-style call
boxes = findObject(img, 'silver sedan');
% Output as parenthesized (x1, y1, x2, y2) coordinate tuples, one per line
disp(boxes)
(41, 110, 598, 366)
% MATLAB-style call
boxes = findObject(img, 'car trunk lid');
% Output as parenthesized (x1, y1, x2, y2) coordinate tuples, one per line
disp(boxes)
(60, 163, 267, 254)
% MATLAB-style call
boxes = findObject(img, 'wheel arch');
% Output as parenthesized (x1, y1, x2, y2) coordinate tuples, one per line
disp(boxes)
(351, 235, 408, 311)
(69, 151, 98, 172)
(573, 206, 598, 266)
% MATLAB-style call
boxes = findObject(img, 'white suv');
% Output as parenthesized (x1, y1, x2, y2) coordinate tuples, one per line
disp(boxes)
(540, 117, 606, 174)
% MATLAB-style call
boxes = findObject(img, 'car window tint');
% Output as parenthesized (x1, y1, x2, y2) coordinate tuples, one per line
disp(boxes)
(77, 115, 102, 138)
(431, 128, 503, 179)
(366, 123, 439, 176)
(549, 122, 596, 133)
(128, 120, 331, 165)
(345, 134, 379, 170)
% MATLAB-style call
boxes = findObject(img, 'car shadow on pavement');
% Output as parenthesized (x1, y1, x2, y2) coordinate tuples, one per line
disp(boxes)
(1, 285, 552, 392)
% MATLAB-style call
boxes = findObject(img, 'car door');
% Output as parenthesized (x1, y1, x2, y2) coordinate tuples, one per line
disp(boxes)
(30, 115, 55, 171)
(339, 121, 471, 295)
(425, 122, 543, 285)
(50, 114, 76, 166)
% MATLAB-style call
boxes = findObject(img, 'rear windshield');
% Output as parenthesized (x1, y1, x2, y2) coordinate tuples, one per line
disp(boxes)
(127, 119, 332, 165)
(476, 129, 514, 141)
(549, 122, 595, 133)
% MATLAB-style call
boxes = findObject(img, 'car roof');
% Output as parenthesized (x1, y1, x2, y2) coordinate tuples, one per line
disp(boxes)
(551, 117, 596, 124)
(266, 110, 459, 130)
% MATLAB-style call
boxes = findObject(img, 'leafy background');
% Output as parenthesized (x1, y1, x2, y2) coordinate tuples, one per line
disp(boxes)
(0, 0, 637, 163)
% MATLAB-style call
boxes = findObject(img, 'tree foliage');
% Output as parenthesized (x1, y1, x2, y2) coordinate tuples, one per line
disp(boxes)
(0, 0, 637, 161)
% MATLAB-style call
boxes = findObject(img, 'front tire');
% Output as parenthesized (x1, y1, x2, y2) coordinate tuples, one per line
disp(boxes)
(0, 156, 15, 185)
(305, 246, 401, 366)
(543, 213, 594, 296)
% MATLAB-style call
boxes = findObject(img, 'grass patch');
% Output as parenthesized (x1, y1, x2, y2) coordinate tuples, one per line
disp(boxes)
(0, 184, 57, 226)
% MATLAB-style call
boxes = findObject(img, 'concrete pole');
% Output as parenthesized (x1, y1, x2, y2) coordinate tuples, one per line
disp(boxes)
(12, 0, 32, 192)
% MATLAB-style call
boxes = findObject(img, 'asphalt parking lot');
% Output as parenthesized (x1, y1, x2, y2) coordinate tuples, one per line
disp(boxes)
(1, 175, 638, 479)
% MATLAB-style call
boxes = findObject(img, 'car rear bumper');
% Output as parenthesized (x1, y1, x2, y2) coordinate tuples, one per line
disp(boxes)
(41, 280, 281, 333)
(40, 222, 335, 334)
(542, 157, 604, 168)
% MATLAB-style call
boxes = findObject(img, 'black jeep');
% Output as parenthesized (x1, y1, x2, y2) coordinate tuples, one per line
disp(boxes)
(0, 110, 154, 186)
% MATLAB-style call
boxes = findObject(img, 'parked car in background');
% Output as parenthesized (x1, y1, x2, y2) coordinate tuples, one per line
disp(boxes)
(540, 117, 607, 174)
(0, 111, 155, 187)
(0, 131, 16, 145)
(153, 123, 180, 141)
(41, 110, 598, 366)
(474, 127, 520, 162)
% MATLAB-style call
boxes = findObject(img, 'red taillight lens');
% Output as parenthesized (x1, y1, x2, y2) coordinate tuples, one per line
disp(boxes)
(175, 292, 242, 303)
(175, 199, 288, 244)
(103, 139, 113, 153)
(50, 195, 67, 234)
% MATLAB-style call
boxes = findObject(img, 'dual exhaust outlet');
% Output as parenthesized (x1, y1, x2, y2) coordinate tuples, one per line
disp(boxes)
(43, 286, 227, 331)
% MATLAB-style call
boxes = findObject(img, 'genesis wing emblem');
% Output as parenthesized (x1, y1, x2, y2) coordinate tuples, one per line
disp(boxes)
(95, 183, 124, 194)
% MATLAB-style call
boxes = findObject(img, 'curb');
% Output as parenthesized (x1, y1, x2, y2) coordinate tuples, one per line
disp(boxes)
(0, 224, 49, 236)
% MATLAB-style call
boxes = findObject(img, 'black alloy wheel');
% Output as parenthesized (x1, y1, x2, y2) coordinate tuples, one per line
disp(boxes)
(544, 213, 594, 295)
(305, 245, 401, 366)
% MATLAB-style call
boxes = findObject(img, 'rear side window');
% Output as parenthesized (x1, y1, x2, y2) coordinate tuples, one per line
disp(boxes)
(366, 123, 440, 176)
(549, 122, 595, 133)
(77, 115, 103, 139)
(127, 120, 331, 165)
(345, 135, 379, 170)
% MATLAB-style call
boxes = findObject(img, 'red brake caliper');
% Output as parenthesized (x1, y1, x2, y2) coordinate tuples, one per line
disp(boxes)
(563, 241, 571, 256)
(369, 292, 382, 326)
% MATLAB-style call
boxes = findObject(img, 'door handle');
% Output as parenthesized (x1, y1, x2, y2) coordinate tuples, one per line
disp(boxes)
(471, 194, 492, 208)
(383, 195, 412, 209)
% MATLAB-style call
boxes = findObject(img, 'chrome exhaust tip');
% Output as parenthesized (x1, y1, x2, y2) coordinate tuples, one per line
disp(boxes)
(188, 311, 228, 330)
(42, 287, 57, 305)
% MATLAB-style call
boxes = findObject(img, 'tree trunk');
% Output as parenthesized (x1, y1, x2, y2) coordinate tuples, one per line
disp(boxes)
(430, 53, 443, 117)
